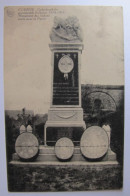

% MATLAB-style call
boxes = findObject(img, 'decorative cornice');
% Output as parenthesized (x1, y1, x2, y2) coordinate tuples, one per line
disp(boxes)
(49, 43, 84, 51)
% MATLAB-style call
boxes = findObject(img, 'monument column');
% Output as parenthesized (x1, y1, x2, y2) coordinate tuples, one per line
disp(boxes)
(44, 16, 86, 145)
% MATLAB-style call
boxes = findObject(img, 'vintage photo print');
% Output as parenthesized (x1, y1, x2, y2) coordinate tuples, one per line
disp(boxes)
(4, 6, 124, 191)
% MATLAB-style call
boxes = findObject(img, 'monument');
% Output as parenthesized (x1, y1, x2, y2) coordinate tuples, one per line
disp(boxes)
(13, 16, 117, 163)
(44, 16, 86, 146)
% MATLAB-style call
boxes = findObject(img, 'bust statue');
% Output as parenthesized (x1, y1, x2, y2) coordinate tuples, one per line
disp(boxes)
(50, 16, 83, 42)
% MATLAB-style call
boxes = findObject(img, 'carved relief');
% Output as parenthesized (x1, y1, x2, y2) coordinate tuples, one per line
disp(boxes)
(48, 110, 84, 121)
(50, 16, 83, 42)
(56, 111, 76, 119)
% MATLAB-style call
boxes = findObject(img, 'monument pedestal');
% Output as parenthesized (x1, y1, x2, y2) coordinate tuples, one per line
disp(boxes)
(44, 42, 86, 145)
(46, 107, 86, 127)
(44, 107, 86, 145)
(12, 145, 117, 162)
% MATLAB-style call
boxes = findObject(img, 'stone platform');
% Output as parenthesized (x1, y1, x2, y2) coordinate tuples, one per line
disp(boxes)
(12, 145, 117, 162)
(10, 147, 120, 192)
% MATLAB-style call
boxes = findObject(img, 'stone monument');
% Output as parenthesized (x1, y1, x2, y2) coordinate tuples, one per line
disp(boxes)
(44, 16, 86, 145)
(13, 17, 117, 163)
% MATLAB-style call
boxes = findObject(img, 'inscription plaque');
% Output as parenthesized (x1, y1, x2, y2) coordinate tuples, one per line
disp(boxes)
(53, 52, 79, 105)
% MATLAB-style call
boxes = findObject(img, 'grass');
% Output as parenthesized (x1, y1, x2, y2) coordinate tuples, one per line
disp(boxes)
(7, 163, 123, 192)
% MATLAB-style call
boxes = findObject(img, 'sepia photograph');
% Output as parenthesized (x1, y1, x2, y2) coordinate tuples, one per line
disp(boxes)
(4, 5, 124, 192)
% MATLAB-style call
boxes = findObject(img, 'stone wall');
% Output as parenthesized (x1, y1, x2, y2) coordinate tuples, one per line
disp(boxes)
(81, 84, 124, 114)
(81, 84, 124, 164)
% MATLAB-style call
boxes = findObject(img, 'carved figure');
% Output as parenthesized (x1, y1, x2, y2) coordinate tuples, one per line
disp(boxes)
(50, 16, 83, 42)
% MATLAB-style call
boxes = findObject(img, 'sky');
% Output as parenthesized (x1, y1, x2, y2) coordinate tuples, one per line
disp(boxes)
(4, 6, 124, 114)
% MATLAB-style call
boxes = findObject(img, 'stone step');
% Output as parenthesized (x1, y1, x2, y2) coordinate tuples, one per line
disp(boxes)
(12, 152, 85, 162)
(36, 154, 58, 162)
(12, 146, 116, 162)
(39, 146, 81, 154)
(36, 153, 86, 162)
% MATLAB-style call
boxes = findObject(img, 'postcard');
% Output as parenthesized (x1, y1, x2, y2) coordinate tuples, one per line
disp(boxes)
(4, 5, 124, 191)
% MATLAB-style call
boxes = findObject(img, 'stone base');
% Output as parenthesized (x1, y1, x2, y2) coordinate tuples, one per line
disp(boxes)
(103, 148, 117, 161)
(46, 107, 86, 128)
(12, 145, 117, 162)
(44, 107, 86, 145)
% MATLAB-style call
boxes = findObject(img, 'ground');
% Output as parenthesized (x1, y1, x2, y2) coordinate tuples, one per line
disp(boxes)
(8, 162, 123, 192)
